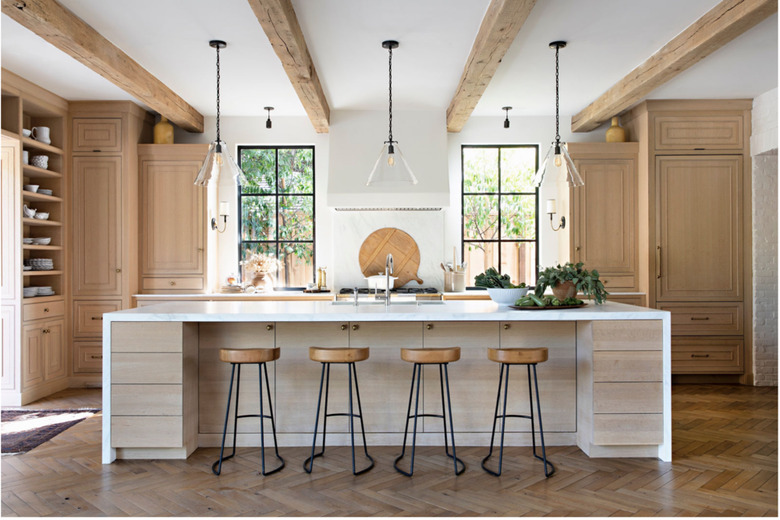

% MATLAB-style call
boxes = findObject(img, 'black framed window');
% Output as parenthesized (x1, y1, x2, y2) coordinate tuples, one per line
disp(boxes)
(461, 145, 539, 287)
(238, 146, 315, 289)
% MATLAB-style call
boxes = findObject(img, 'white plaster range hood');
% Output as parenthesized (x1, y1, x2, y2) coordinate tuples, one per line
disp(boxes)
(326, 110, 450, 209)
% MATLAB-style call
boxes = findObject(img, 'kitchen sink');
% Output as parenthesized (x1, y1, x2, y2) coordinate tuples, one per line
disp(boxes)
(330, 299, 445, 306)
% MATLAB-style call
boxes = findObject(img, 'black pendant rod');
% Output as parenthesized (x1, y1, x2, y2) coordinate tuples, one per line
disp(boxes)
(382, 40, 399, 146)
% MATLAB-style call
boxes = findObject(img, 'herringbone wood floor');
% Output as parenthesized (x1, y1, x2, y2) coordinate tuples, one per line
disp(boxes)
(1, 384, 776, 516)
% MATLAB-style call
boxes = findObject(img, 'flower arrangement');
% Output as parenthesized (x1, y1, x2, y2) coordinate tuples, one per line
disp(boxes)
(243, 251, 280, 275)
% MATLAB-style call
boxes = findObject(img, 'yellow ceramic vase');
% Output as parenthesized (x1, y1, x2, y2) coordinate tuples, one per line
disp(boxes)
(605, 116, 627, 142)
(153, 116, 174, 144)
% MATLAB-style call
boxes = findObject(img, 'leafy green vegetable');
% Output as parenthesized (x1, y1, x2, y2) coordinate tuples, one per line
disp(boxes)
(474, 267, 527, 289)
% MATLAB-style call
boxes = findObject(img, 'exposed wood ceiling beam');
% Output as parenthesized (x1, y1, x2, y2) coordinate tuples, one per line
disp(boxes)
(1, 0, 204, 132)
(572, 0, 777, 133)
(247, 0, 330, 133)
(446, 0, 536, 133)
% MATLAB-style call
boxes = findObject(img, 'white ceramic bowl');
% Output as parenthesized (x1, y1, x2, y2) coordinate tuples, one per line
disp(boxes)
(34, 212, 49, 220)
(24, 184, 39, 192)
(22, 129, 32, 138)
(23, 205, 36, 218)
(486, 287, 530, 305)
(33, 237, 51, 245)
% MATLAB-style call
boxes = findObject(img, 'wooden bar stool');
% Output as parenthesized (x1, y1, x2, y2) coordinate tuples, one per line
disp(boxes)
(212, 347, 284, 476)
(482, 347, 555, 477)
(394, 347, 465, 477)
(303, 347, 374, 475)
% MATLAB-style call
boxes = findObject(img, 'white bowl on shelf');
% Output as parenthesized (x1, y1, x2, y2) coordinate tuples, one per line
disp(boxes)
(23, 184, 39, 192)
(22, 129, 32, 138)
(34, 212, 49, 220)
(23, 237, 34, 244)
(33, 237, 51, 245)
(486, 287, 530, 305)
(23, 205, 36, 218)
(38, 189, 53, 196)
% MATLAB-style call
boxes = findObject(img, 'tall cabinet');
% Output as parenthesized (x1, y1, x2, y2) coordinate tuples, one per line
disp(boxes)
(2, 70, 69, 405)
(623, 100, 752, 381)
(138, 145, 209, 294)
(69, 102, 153, 385)
(568, 143, 641, 306)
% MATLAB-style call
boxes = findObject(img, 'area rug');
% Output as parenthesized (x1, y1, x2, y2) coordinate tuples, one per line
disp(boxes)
(1, 408, 100, 454)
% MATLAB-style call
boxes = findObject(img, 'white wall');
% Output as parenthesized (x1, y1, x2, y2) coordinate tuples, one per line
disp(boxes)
(174, 112, 605, 290)
(750, 88, 778, 387)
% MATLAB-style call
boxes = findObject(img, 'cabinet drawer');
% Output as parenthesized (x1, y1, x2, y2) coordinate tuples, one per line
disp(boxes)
(671, 338, 743, 374)
(658, 302, 743, 335)
(592, 320, 663, 351)
(112, 322, 182, 353)
(142, 277, 204, 291)
(111, 416, 182, 448)
(112, 353, 182, 384)
(600, 275, 635, 291)
(593, 414, 663, 445)
(74, 300, 121, 337)
(112, 384, 182, 415)
(72, 118, 122, 152)
(593, 351, 662, 382)
(23, 299, 65, 321)
(654, 115, 743, 150)
(593, 383, 663, 413)
(608, 294, 645, 307)
(73, 341, 103, 373)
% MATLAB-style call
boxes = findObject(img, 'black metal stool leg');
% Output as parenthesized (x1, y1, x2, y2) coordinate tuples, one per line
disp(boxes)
(394, 363, 422, 476)
(482, 362, 510, 476)
(531, 364, 555, 477)
(258, 362, 285, 476)
(212, 363, 237, 475)
(304, 362, 328, 473)
(350, 362, 375, 475)
(442, 363, 466, 475)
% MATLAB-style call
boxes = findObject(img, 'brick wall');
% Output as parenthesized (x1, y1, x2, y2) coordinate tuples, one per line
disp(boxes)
(751, 88, 778, 386)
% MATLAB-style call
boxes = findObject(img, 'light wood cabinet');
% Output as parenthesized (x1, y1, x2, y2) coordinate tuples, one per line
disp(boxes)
(22, 317, 65, 388)
(69, 102, 154, 383)
(139, 144, 208, 293)
(72, 156, 122, 296)
(622, 100, 752, 378)
(569, 143, 639, 292)
(656, 155, 743, 301)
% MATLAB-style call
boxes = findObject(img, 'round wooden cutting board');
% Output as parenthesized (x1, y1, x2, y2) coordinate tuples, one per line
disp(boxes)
(358, 227, 423, 287)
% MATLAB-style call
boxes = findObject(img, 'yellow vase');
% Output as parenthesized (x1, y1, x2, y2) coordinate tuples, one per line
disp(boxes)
(605, 116, 627, 142)
(153, 116, 174, 144)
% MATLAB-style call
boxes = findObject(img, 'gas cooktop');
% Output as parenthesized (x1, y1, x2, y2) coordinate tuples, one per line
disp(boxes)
(339, 287, 439, 295)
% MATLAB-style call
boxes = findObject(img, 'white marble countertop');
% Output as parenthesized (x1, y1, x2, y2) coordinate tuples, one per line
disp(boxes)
(106, 300, 668, 323)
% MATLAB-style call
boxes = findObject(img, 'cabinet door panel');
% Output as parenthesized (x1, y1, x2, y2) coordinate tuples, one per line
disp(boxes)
(73, 156, 122, 296)
(141, 161, 205, 275)
(43, 319, 66, 381)
(72, 118, 122, 152)
(22, 323, 44, 388)
(656, 156, 742, 300)
(1, 140, 20, 300)
(573, 159, 636, 286)
(2, 306, 17, 390)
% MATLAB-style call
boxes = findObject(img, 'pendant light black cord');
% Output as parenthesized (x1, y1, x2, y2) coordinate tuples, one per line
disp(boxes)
(387, 44, 393, 145)
(215, 44, 221, 144)
(554, 43, 560, 146)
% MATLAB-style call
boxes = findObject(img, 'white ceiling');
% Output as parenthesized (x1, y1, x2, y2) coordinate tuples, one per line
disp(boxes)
(1, 0, 777, 123)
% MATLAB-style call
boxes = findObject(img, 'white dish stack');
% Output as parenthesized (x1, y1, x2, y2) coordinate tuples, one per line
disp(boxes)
(29, 258, 54, 271)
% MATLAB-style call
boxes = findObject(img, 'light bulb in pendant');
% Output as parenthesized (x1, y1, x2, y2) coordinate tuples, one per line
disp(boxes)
(554, 143, 562, 167)
(387, 154, 395, 166)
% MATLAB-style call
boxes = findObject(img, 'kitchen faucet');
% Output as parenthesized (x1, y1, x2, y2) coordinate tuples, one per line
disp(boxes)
(384, 253, 394, 307)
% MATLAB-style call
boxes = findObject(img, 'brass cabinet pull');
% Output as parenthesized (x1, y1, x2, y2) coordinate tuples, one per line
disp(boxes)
(197, 248, 204, 252)
(575, 246, 581, 252)
(91, 316, 103, 320)
(42, 328, 49, 334)
(43, 307, 49, 313)
(341, 324, 347, 331)
(690, 317, 710, 321)
(690, 354, 710, 358)
(169, 281, 176, 286)
(266, 324, 273, 331)
(351, 324, 359, 331)
(656, 246, 662, 279)
(116, 268, 122, 273)
(503, 323, 510, 330)
(426, 323, 433, 330)
(89, 355, 103, 360)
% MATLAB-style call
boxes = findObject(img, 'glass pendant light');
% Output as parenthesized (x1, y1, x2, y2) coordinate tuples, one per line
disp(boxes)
(366, 40, 418, 186)
(533, 41, 584, 188)
(194, 40, 248, 187)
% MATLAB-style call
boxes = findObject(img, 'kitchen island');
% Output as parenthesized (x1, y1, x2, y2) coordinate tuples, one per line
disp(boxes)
(102, 300, 671, 464)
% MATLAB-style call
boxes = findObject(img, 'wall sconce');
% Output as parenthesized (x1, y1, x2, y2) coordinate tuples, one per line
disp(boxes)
(502, 106, 512, 128)
(211, 201, 229, 233)
(264, 106, 274, 129)
(546, 199, 565, 231)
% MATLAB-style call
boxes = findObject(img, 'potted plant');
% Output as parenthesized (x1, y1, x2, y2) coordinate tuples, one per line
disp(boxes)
(534, 262, 608, 304)
(474, 267, 529, 304)
(242, 251, 280, 291)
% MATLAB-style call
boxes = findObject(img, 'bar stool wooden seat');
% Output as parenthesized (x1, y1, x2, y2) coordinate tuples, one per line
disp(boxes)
(394, 347, 465, 477)
(482, 347, 555, 477)
(304, 347, 374, 475)
(212, 347, 284, 476)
